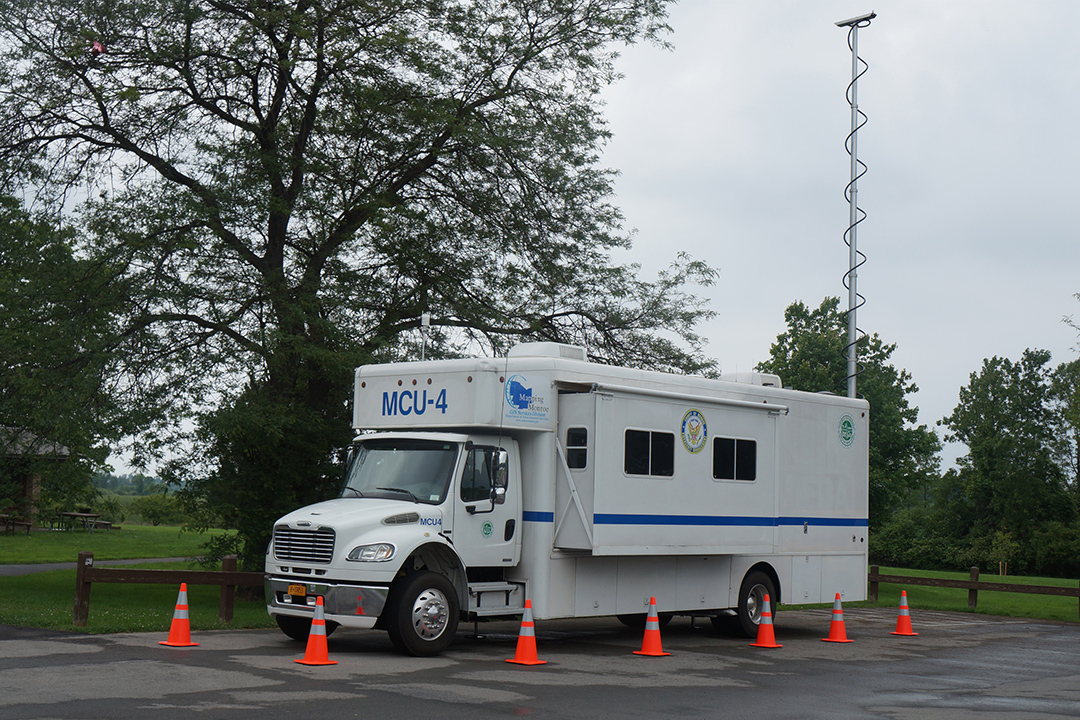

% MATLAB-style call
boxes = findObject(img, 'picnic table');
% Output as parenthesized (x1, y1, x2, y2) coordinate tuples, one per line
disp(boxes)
(2, 511, 31, 535)
(2, 511, 32, 535)
(57, 511, 106, 533)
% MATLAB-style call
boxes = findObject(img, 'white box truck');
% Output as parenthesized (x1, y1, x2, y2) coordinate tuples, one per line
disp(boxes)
(265, 342, 869, 655)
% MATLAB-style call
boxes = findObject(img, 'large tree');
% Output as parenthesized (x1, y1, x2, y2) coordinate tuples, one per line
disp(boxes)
(941, 350, 1076, 547)
(1050, 359, 1079, 495)
(757, 297, 940, 529)
(0, 0, 717, 565)
(0, 196, 136, 513)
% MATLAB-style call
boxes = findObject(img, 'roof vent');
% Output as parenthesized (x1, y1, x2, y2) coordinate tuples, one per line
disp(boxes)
(724, 371, 783, 387)
(507, 342, 587, 361)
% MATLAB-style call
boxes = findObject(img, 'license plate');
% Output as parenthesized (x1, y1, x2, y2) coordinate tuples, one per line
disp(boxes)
(288, 584, 307, 597)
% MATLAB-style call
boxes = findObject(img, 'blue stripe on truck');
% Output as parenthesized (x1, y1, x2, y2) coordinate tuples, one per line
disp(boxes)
(522, 511, 556, 523)
(521, 512, 868, 527)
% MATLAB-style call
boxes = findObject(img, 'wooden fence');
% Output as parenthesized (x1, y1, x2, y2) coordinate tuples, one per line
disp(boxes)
(73, 551, 265, 626)
(70, 555, 1080, 626)
(868, 565, 1080, 619)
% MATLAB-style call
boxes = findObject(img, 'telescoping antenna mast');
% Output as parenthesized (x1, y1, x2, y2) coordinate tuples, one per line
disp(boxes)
(836, 11, 875, 399)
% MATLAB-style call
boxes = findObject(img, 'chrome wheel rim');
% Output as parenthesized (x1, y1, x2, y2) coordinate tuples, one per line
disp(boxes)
(410, 588, 450, 640)
(747, 583, 768, 624)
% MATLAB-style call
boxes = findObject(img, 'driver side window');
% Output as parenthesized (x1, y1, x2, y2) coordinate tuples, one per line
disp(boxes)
(461, 446, 502, 502)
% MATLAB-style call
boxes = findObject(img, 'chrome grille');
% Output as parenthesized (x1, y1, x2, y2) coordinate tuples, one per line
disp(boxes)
(273, 525, 335, 564)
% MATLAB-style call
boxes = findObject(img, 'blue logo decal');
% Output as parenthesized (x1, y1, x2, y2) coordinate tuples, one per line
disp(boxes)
(506, 375, 532, 410)
(502, 374, 550, 425)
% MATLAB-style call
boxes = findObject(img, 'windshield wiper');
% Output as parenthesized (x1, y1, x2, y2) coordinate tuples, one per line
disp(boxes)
(376, 487, 420, 503)
(341, 487, 365, 498)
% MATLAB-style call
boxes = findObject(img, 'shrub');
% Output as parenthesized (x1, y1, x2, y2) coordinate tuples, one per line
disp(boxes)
(1031, 522, 1080, 578)
(870, 508, 965, 571)
(129, 494, 186, 526)
(93, 492, 126, 524)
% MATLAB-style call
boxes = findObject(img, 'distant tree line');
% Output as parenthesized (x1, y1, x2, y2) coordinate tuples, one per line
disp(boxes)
(93, 473, 173, 496)
(92, 474, 190, 526)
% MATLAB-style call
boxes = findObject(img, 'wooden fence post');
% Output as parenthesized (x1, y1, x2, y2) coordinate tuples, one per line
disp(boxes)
(74, 551, 94, 626)
(219, 555, 237, 623)
(868, 565, 879, 602)
(968, 566, 979, 609)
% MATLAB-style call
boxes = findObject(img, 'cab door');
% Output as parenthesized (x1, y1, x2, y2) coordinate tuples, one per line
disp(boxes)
(452, 438, 521, 567)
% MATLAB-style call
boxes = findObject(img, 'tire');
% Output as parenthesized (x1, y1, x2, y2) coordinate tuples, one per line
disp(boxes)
(616, 612, 673, 630)
(730, 570, 777, 638)
(276, 613, 339, 641)
(386, 571, 459, 656)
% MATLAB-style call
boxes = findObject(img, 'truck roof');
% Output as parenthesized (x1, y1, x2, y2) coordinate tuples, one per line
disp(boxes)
(353, 342, 867, 432)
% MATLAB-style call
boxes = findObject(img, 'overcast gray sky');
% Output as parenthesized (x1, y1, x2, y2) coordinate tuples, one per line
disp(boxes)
(601, 0, 1080, 462)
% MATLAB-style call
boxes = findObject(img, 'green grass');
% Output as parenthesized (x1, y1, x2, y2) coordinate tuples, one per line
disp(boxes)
(841, 566, 1080, 624)
(0, 525, 271, 633)
(0, 561, 276, 633)
(0, 524, 227, 564)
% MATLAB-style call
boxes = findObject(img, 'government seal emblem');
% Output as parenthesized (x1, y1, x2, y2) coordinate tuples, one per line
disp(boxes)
(681, 409, 708, 454)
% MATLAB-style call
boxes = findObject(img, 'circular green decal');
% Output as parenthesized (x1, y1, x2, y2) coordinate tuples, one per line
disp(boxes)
(838, 414, 856, 447)
(481, 521, 494, 539)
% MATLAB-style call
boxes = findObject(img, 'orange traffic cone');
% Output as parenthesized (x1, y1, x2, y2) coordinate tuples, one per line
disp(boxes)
(295, 596, 338, 665)
(159, 583, 199, 647)
(749, 593, 782, 648)
(890, 591, 918, 636)
(822, 592, 854, 643)
(633, 596, 671, 657)
(506, 599, 547, 665)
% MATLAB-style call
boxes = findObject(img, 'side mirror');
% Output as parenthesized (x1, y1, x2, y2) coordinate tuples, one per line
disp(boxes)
(491, 486, 506, 505)
(342, 444, 357, 479)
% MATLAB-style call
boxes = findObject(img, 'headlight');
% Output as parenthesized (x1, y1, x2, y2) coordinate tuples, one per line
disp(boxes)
(347, 543, 396, 562)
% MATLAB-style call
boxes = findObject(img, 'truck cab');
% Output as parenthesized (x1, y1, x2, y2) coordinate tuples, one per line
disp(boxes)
(265, 432, 524, 655)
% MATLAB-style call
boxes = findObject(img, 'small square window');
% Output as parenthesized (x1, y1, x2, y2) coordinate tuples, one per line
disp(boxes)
(713, 437, 756, 481)
(624, 429, 675, 477)
(566, 427, 588, 470)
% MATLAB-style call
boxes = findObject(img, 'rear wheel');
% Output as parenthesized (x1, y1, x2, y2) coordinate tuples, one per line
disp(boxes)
(386, 571, 459, 656)
(730, 570, 777, 638)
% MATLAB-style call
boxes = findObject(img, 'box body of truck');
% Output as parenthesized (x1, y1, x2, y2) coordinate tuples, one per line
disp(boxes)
(265, 342, 869, 655)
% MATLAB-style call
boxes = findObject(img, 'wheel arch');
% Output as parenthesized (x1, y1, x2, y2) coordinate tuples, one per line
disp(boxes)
(393, 541, 468, 612)
(743, 561, 781, 607)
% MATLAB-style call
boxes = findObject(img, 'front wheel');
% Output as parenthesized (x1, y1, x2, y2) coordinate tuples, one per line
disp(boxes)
(386, 571, 459, 656)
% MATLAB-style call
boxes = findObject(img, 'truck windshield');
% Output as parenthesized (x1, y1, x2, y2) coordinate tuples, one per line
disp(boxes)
(342, 438, 459, 504)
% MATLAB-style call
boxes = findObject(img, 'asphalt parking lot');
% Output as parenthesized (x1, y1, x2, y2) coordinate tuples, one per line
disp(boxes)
(3, 606, 1079, 719)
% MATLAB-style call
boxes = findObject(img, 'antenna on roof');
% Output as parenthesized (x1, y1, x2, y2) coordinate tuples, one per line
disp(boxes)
(420, 312, 431, 361)
(836, 11, 875, 398)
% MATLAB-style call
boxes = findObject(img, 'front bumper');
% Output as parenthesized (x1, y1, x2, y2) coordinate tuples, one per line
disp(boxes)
(265, 576, 389, 630)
